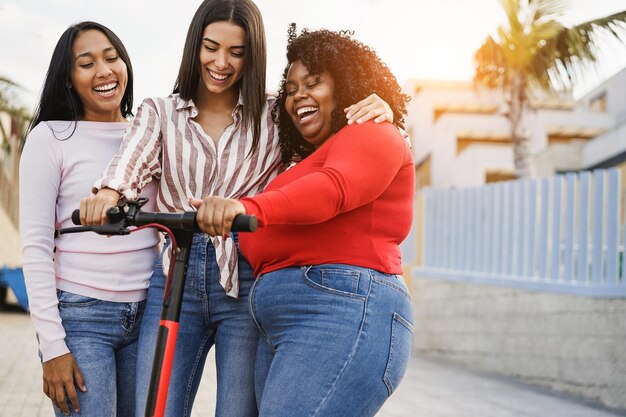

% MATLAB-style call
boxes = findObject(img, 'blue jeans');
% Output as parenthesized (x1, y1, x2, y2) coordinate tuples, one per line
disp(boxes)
(54, 290, 145, 417)
(135, 233, 258, 417)
(250, 264, 414, 417)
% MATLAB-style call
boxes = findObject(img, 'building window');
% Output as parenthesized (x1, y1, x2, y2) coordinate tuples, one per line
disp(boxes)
(589, 92, 607, 112)
(485, 170, 516, 183)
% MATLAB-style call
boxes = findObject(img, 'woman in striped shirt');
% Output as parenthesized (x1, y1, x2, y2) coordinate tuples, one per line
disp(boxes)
(80, 1, 394, 417)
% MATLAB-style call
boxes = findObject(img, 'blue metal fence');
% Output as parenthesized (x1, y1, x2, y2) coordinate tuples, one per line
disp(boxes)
(416, 169, 626, 297)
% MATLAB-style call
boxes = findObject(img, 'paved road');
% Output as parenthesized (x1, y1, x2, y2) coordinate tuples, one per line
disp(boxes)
(1, 311, 623, 417)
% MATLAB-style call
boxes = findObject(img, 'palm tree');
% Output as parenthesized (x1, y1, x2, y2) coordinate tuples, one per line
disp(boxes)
(0, 76, 30, 143)
(0, 76, 31, 226)
(474, 0, 626, 178)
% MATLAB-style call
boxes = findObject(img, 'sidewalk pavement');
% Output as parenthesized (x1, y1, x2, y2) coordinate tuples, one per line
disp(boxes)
(1, 310, 624, 417)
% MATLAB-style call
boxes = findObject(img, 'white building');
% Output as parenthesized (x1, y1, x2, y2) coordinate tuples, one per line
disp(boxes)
(405, 67, 626, 188)
(579, 68, 626, 178)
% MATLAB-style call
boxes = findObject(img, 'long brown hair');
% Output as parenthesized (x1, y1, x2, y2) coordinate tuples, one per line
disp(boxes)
(174, 0, 266, 150)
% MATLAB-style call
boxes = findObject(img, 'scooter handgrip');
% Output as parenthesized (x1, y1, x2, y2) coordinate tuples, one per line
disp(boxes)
(231, 214, 258, 232)
(72, 209, 81, 225)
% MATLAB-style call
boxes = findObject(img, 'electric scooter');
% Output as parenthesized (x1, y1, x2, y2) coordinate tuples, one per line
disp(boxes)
(60, 198, 257, 417)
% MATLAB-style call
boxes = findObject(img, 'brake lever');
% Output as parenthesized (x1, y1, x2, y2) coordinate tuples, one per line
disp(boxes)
(60, 199, 140, 236)
(59, 222, 131, 236)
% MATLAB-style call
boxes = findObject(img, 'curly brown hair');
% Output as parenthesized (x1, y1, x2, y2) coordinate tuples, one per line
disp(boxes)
(272, 24, 410, 163)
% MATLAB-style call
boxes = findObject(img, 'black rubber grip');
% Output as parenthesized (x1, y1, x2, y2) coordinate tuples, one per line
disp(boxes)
(72, 209, 81, 225)
(232, 214, 258, 232)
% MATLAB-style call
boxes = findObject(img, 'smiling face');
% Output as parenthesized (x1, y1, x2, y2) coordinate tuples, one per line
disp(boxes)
(284, 60, 337, 149)
(197, 21, 246, 97)
(70, 29, 128, 122)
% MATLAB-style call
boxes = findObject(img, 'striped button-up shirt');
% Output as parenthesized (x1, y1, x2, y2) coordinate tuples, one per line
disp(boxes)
(94, 93, 283, 297)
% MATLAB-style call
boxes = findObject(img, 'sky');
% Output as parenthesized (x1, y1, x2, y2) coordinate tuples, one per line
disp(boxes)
(1, 0, 625, 110)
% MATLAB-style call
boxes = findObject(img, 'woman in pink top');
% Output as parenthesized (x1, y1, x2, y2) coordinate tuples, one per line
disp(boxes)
(19, 22, 159, 417)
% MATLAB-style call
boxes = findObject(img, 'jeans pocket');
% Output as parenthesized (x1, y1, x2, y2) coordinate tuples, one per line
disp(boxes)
(303, 265, 365, 299)
(383, 312, 414, 396)
(56, 290, 101, 308)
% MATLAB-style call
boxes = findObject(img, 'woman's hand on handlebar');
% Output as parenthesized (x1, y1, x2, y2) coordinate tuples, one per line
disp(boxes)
(190, 196, 246, 237)
(79, 188, 121, 226)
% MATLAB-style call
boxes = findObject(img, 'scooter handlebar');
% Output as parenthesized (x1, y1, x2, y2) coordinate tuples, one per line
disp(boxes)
(71, 209, 257, 233)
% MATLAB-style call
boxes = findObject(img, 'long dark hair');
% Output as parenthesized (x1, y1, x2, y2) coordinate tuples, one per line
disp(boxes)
(173, 0, 266, 150)
(274, 25, 410, 163)
(28, 21, 134, 137)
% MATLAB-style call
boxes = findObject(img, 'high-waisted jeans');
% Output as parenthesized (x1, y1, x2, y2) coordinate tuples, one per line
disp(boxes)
(250, 264, 414, 417)
(135, 233, 259, 417)
(54, 290, 145, 417)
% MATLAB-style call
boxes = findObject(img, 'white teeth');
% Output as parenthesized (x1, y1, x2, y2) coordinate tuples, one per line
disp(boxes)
(209, 71, 229, 80)
(297, 107, 318, 117)
(93, 82, 117, 92)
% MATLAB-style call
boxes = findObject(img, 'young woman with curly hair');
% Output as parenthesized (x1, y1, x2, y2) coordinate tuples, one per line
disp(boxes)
(193, 25, 414, 417)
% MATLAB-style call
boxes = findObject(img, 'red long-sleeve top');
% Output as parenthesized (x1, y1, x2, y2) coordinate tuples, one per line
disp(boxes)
(239, 121, 415, 277)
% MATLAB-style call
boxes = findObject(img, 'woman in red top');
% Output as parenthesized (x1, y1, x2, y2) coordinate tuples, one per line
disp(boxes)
(192, 26, 414, 417)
